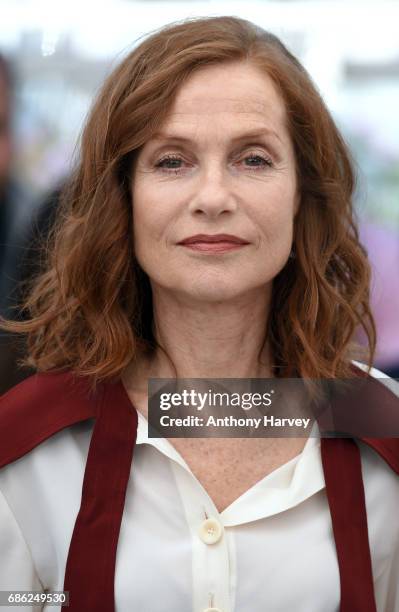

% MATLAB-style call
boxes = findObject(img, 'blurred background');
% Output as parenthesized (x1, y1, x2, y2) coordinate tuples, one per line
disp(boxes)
(0, 0, 398, 392)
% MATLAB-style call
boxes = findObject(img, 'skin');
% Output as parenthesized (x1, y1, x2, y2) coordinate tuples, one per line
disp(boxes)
(128, 60, 299, 380)
(123, 60, 304, 511)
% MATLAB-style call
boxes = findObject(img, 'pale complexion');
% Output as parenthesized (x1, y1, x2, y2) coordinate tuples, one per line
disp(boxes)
(122, 60, 305, 512)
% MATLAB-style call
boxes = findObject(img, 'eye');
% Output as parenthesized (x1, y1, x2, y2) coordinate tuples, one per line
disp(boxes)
(154, 154, 187, 174)
(154, 151, 274, 175)
(239, 152, 274, 171)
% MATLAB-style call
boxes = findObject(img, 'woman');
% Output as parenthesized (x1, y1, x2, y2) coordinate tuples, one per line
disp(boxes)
(0, 15, 398, 612)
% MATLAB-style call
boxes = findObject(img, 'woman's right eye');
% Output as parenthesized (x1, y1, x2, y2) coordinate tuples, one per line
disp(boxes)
(155, 155, 185, 173)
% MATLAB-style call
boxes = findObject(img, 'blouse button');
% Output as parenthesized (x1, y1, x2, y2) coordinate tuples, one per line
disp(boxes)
(198, 518, 223, 544)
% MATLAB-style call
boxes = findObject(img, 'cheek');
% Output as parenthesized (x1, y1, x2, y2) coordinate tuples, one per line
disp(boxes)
(254, 182, 297, 235)
(132, 182, 155, 234)
(132, 183, 172, 253)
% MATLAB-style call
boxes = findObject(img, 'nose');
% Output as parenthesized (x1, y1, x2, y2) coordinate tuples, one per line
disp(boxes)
(188, 165, 238, 218)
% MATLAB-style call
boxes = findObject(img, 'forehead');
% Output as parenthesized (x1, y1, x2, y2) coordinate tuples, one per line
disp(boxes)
(160, 62, 287, 133)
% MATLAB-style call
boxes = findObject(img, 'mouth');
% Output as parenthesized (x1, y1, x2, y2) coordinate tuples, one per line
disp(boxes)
(177, 234, 250, 253)
(178, 241, 249, 254)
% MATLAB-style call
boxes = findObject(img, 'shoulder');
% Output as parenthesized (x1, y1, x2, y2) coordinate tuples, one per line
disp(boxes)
(351, 361, 399, 475)
(0, 370, 101, 468)
(0, 373, 96, 588)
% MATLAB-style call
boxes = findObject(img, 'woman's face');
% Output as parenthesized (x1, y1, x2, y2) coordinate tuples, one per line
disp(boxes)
(131, 61, 299, 303)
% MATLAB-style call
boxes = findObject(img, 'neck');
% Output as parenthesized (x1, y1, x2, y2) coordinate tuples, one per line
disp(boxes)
(123, 284, 275, 393)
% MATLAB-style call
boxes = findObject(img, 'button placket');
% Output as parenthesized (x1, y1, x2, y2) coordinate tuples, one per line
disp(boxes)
(169, 460, 232, 612)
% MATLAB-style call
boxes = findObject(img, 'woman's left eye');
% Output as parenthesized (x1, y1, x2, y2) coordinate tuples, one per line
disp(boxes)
(241, 153, 274, 170)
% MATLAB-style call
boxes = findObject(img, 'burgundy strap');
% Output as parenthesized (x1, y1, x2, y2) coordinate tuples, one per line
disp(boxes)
(63, 380, 138, 612)
(321, 437, 377, 612)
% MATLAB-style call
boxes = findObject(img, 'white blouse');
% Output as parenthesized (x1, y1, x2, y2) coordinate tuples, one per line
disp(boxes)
(0, 365, 399, 612)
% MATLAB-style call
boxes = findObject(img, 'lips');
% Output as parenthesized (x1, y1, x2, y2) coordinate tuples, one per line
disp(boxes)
(178, 233, 249, 245)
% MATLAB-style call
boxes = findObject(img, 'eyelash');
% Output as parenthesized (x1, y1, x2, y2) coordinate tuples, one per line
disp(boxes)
(154, 151, 274, 174)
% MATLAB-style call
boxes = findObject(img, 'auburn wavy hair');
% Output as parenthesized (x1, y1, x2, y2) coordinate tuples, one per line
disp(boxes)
(0, 15, 376, 387)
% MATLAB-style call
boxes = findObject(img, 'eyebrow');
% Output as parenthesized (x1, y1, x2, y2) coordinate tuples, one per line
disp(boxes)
(151, 127, 283, 146)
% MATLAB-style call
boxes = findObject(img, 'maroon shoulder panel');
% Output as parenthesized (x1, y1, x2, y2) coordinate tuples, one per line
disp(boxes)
(0, 371, 99, 468)
(348, 365, 399, 474)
